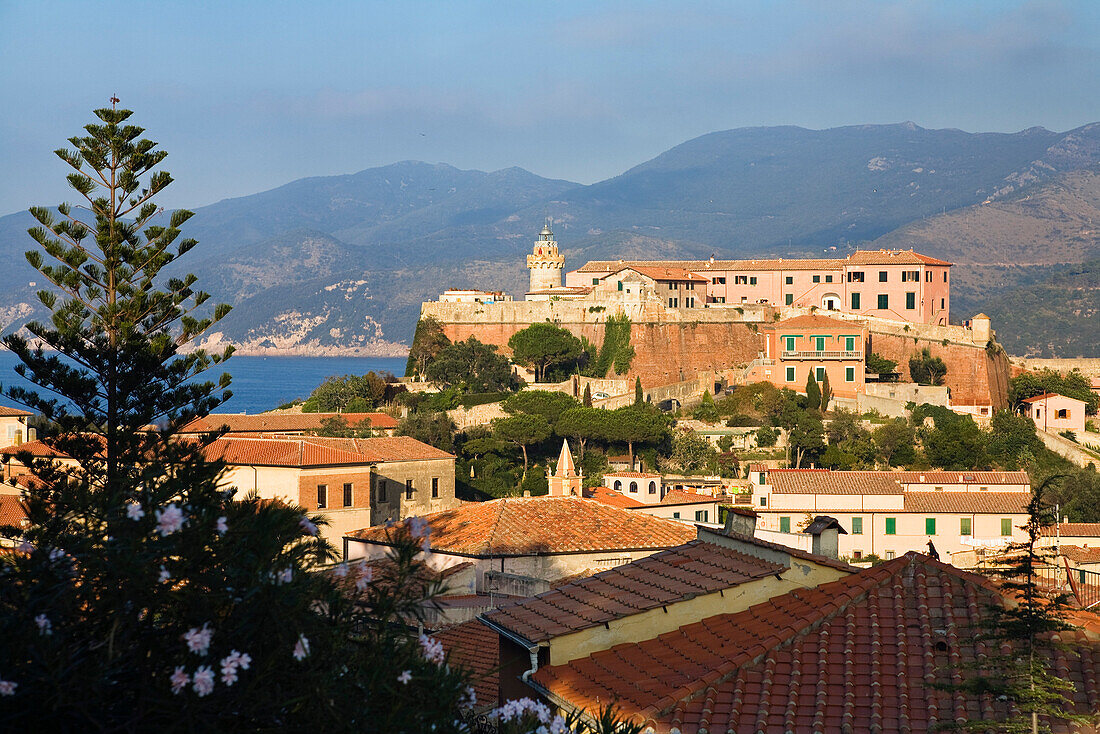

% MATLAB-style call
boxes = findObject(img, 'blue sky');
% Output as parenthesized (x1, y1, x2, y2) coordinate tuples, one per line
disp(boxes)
(2, 0, 1099, 213)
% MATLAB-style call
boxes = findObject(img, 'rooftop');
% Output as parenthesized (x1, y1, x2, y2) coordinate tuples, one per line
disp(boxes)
(532, 553, 1099, 733)
(345, 496, 696, 556)
(483, 540, 783, 645)
(766, 314, 864, 331)
(0, 406, 33, 418)
(1022, 392, 1085, 405)
(765, 469, 1030, 496)
(1061, 545, 1100, 564)
(902, 491, 1030, 514)
(181, 411, 398, 433)
(583, 485, 646, 509)
(1043, 523, 1100, 538)
(660, 489, 717, 505)
(572, 249, 952, 276)
(436, 619, 500, 709)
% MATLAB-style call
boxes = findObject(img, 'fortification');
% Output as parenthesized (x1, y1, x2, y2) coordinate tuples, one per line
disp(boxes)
(526, 220, 565, 294)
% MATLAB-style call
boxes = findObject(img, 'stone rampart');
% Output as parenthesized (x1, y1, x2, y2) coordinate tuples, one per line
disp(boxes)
(1013, 358, 1100, 377)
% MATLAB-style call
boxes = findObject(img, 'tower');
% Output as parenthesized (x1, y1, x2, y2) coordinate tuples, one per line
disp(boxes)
(526, 219, 565, 293)
(547, 439, 583, 497)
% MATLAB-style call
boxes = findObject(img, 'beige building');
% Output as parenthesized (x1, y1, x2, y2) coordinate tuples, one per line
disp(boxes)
(751, 468, 1031, 562)
(0, 406, 34, 447)
(1021, 392, 1087, 434)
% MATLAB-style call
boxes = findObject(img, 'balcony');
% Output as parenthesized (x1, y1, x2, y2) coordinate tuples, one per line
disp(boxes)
(781, 350, 862, 360)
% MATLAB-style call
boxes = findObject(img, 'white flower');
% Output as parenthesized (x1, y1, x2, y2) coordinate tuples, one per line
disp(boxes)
(299, 516, 318, 536)
(548, 715, 568, 734)
(126, 502, 145, 521)
(460, 685, 476, 709)
(421, 535, 432, 555)
(158, 565, 171, 584)
(418, 633, 445, 666)
(192, 665, 214, 697)
(220, 664, 239, 686)
(493, 698, 551, 724)
(155, 503, 185, 537)
(216, 516, 228, 535)
(293, 634, 310, 661)
(16, 541, 33, 554)
(333, 562, 348, 579)
(169, 666, 189, 695)
(34, 614, 52, 636)
(355, 564, 374, 591)
(397, 670, 412, 685)
(0, 679, 17, 696)
(48, 548, 65, 562)
(408, 516, 428, 540)
(278, 567, 293, 585)
(183, 623, 213, 655)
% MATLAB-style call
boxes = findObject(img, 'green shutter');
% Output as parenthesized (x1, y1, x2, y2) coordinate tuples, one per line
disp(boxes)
(851, 292, 861, 309)
(780, 517, 791, 533)
(960, 518, 972, 536)
(845, 336, 855, 351)
(845, 366, 855, 382)
(885, 517, 896, 535)
(785, 293, 793, 305)
(786, 367, 795, 382)
(1001, 518, 1012, 536)
(814, 336, 825, 350)
(925, 518, 936, 535)
(784, 336, 796, 351)
(877, 294, 889, 309)
(906, 292, 916, 309)
(851, 517, 863, 535)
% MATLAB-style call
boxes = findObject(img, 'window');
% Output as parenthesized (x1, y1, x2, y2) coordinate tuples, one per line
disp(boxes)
(813, 275, 821, 283)
(851, 292, 861, 309)
(960, 518, 972, 536)
(629, 481, 638, 493)
(617, 280, 623, 291)
(784, 293, 793, 305)
(648, 481, 657, 494)
(1001, 518, 1012, 536)
(378, 481, 387, 503)
(786, 366, 795, 382)
(814, 336, 826, 351)
(784, 336, 796, 351)
(1057, 409, 1070, 419)
(879, 271, 888, 282)
(902, 270, 920, 282)
(849, 271, 865, 283)
(672, 512, 681, 519)
(735, 275, 747, 285)
(885, 517, 896, 535)
(431, 477, 439, 498)
(695, 510, 709, 522)
(877, 294, 889, 310)
(906, 292, 916, 310)
(759, 496, 767, 507)
(940, 298, 945, 310)
(943, 272, 948, 282)
(825, 275, 833, 283)
(613, 480, 622, 492)
(925, 270, 932, 283)
(785, 276, 793, 285)
(405, 479, 414, 500)
(845, 366, 855, 382)
(779, 517, 791, 533)
(592, 277, 599, 285)
(851, 517, 863, 535)
(885, 550, 896, 560)
(671, 282, 679, 290)
(925, 518, 936, 535)
(852, 550, 863, 560)
(749, 276, 757, 285)
(844, 336, 856, 351)
(714, 277, 726, 284)
(815, 366, 826, 381)
(317, 484, 328, 509)
(343, 482, 353, 507)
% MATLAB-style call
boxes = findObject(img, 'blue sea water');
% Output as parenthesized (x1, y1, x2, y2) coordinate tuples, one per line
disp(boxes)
(0, 351, 408, 415)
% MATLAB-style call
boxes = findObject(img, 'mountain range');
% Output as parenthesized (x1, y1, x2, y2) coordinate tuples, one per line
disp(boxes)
(2, 121, 1100, 355)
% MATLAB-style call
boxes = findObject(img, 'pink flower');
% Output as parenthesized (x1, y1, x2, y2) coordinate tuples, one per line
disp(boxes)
(355, 564, 374, 591)
(220, 649, 251, 685)
(292, 634, 310, 661)
(34, 614, 52, 636)
(159, 565, 171, 584)
(183, 623, 213, 655)
(0, 679, 17, 696)
(397, 670, 412, 685)
(216, 516, 228, 535)
(192, 665, 214, 697)
(126, 502, 145, 521)
(169, 667, 189, 695)
(299, 516, 318, 536)
(155, 504, 185, 537)
(408, 516, 428, 540)
(418, 633, 445, 666)
(460, 685, 476, 709)
(333, 562, 348, 578)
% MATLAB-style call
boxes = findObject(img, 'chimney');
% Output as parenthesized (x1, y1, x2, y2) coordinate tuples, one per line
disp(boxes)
(802, 516, 847, 559)
(723, 506, 758, 537)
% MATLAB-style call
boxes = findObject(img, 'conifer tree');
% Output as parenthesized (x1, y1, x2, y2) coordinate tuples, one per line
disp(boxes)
(583, 383, 592, 407)
(634, 376, 643, 405)
(0, 106, 471, 731)
(805, 371, 821, 411)
(820, 370, 832, 412)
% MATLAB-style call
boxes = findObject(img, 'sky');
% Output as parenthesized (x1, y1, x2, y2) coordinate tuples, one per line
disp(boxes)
(2, 0, 1099, 214)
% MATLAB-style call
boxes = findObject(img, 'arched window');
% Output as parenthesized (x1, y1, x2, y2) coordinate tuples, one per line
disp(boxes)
(613, 480, 622, 492)
(629, 482, 638, 493)
(648, 481, 657, 494)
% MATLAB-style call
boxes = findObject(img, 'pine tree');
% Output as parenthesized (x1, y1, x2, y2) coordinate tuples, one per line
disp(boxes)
(634, 376, 643, 405)
(0, 106, 470, 730)
(805, 371, 821, 411)
(583, 383, 592, 407)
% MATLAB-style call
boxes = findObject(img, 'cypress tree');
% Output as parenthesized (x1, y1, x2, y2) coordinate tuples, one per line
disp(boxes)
(583, 383, 592, 407)
(805, 371, 821, 411)
(820, 370, 832, 412)
(634, 376, 643, 405)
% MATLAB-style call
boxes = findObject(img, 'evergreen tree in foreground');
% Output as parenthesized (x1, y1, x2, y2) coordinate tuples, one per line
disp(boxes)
(0, 106, 471, 731)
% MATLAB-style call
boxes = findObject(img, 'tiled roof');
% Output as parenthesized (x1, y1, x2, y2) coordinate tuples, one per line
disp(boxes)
(767, 314, 862, 331)
(697, 525, 859, 573)
(583, 486, 646, 509)
(0, 495, 27, 526)
(1061, 545, 1100, 564)
(903, 492, 1030, 514)
(436, 619, 500, 709)
(181, 411, 398, 433)
(604, 471, 662, 479)
(576, 258, 845, 273)
(660, 489, 716, 505)
(0, 406, 32, 417)
(1042, 523, 1100, 538)
(606, 265, 709, 283)
(768, 470, 904, 495)
(892, 470, 1030, 485)
(201, 436, 375, 468)
(846, 249, 953, 266)
(1021, 392, 1084, 405)
(345, 496, 696, 556)
(484, 540, 784, 644)
(288, 436, 454, 462)
(533, 553, 1100, 732)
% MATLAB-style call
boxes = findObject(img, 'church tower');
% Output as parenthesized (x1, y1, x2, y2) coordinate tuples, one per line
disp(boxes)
(547, 439, 583, 497)
(526, 219, 565, 293)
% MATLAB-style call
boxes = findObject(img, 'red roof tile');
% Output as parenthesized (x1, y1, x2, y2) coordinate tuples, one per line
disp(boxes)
(766, 314, 863, 331)
(583, 486, 646, 509)
(1061, 545, 1100, 564)
(1022, 392, 1084, 405)
(606, 265, 709, 283)
(345, 496, 696, 556)
(603, 471, 662, 479)
(660, 489, 716, 505)
(903, 491, 1030, 514)
(201, 436, 375, 467)
(0, 406, 33, 417)
(847, 248, 953, 266)
(769, 469, 904, 495)
(437, 619, 500, 709)
(484, 540, 783, 644)
(1043, 523, 1100, 538)
(533, 553, 1100, 733)
(285, 436, 454, 462)
(0, 495, 27, 526)
(182, 411, 398, 433)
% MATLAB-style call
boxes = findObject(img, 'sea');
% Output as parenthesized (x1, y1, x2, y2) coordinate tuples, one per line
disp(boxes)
(0, 351, 409, 415)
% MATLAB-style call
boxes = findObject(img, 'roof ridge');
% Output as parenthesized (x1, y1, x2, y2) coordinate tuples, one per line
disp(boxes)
(481, 497, 509, 555)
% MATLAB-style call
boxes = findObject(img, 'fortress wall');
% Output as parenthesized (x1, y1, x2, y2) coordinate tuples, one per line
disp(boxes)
(1013, 358, 1100, 377)
(868, 333, 1010, 408)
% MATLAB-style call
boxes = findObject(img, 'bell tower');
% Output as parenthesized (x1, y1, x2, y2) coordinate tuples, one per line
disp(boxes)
(526, 219, 565, 293)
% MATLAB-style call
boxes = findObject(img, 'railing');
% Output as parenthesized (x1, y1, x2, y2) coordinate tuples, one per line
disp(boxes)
(1066, 560, 1100, 610)
(739, 355, 774, 383)
(781, 350, 862, 360)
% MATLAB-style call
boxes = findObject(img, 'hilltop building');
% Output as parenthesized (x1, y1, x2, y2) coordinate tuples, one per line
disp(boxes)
(1021, 392, 1087, 434)
(0, 406, 34, 447)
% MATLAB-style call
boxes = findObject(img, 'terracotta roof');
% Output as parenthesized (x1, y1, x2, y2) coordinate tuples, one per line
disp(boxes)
(767, 314, 863, 331)
(345, 496, 696, 556)
(286, 436, 454, 462)
(532, 553, 1100, 732)
(697, 525, 859, 573)
(1021, 392, 1084, 405)
(660, 489, 716, 505)
(0, 495, 27, 526)
(605, 265, 709, 283)
(1061, 545, 1100, 564)
(436, 619, 500, 709)
(903, 492, 1031, 514)
(891, 470, 1030, 485)
(0, 406, 32, 417)
(583, 486, 646, 509)
(604, 471, 661, 479)
(575, 259, 845, 273)
(1043, 523, 1100, 538)
(768, 470, 904, 495)
(846, 249, 953, 266)
(484, 540, 784, 644)
(201, 436, 376, 467)
(181, 411, 398, 433)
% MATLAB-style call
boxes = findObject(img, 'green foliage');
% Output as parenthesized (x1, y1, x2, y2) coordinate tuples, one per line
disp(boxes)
(1060, 466, 1100, 522)
(492, 413, 552, 472)
(556, 407, 611, 461)
(396, 412, 457, 453)
(871, 418, 916, 467)
(919, 408, 989, 470)
(908, 347, 947, 386)
(518, 468, 549, 496)
(507, 322, 584, 383)
(788, 412, 826, 468)
(668, 430, 717, 473)
(987, 410, 1043, 469)
(425, 336, 520, 393)
(502, 390, 579, 426)
(606, 404, 669, 467)
(692, 390, 719, 423)
(312, 414, 374, 438)
(823, 409, 877, 468)
(584, 314, 634, 378)
(820, 370, 832, 411)
(301, 371, 392, 412)
(582, 383, 592, 407)
(762, 387, 809, 430)
(755, 426, 779, 447)
(634, 377, 643, 405)
(405, 315, 450, 378)
(1009, 369, 1099, 415)
(805, 372, 821, 411)
(725, 413, 757, 427)
(865, 351, 898, 374)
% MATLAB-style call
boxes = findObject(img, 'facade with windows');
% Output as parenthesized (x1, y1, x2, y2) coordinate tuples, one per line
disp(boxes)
(748, 468, 1030, 562)
(1021, 392, 1087, 434)
(603, 471, 663, 502)
(757, 315, 868, 402)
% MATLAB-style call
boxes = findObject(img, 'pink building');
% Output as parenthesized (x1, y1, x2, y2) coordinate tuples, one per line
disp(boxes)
(751, 315, 868, 401)
(566, 249, 952, 325)
(1022, 393, 1086, 434)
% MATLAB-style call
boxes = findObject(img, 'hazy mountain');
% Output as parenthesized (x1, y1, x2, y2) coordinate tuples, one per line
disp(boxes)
(4, 122, 1100, 354)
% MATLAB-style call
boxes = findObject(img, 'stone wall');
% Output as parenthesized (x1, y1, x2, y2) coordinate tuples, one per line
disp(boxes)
(868, 333, 1009, 408)
(1014, 358, 1100, 377)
